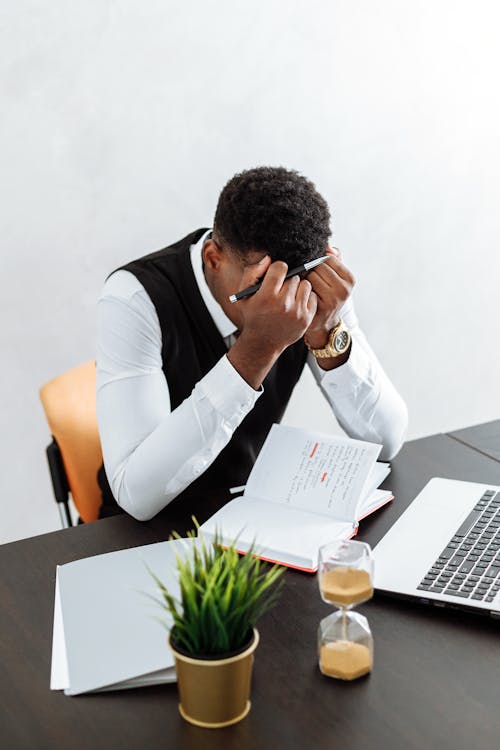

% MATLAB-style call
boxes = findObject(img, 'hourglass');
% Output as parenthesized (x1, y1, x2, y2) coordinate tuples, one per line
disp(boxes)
(317, 540, 374, 680)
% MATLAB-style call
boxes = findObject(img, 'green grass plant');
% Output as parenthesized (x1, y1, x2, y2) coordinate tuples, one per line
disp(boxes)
(149, 525, 285, 657)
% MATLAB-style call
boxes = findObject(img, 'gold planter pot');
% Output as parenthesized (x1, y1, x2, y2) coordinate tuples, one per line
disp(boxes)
(169, 629, 260, 728)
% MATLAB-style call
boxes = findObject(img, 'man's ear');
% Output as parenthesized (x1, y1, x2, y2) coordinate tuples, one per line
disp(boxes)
(202, 239, 224, 271)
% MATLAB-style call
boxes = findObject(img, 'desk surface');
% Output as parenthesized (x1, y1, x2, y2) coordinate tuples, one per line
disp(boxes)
(1, 427, 500, 750)
(448, 418, 500, 463)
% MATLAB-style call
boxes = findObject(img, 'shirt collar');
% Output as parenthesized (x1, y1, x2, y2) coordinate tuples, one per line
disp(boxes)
(190, 229, 238, 340)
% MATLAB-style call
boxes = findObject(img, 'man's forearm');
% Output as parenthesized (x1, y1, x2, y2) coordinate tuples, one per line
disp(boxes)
(97, 357, 261, 520)
(308, 334, 408, 461)
(226, 332, 282, 389)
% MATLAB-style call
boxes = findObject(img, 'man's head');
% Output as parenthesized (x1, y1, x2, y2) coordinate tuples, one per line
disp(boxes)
(213, 166, 331, 268)
(203, 166, 331, 329)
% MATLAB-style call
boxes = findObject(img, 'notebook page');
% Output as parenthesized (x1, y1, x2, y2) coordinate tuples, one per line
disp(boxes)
(200, 497, 354, 571)
(358, 463, 391, 509)
(357, 489, 394, 521)
(245, 424, 381, 522)
(95, 666, 177, 691)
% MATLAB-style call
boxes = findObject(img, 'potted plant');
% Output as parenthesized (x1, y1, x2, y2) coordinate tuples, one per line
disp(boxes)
(149, 526, 285, 728)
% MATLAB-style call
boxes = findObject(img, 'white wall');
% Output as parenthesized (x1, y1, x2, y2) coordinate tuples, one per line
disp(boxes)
(1, 0, 499, 544)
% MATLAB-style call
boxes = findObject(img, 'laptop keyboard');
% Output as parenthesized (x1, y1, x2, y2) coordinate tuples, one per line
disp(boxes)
(417, 490, 500, 603)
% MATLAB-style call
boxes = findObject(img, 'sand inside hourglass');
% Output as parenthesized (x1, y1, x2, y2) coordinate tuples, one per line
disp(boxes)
(320, 640, 372, 679)
(320, 566, 373, 605)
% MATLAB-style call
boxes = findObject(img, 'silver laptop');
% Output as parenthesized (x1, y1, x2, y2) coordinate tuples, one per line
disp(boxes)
(373, 478, 500, 617)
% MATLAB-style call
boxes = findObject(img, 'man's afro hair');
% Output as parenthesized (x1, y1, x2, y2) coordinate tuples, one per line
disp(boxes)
(213, 166, 331, 268)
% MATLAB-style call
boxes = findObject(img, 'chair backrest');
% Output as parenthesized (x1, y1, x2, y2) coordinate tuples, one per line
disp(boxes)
(39, 361, 103, 523)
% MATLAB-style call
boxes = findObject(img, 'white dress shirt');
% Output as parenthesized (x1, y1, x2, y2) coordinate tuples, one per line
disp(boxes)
(96, 230, 408, 521)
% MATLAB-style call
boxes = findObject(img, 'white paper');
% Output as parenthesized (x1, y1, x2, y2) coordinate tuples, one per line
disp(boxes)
(51, 538, 195, 695)
(357, 489, 393, 520)
(245, 424, 381, 521)
(50, 574, 70, 690)
(359, 462, 390, 507)
(201, 497, 354, 570)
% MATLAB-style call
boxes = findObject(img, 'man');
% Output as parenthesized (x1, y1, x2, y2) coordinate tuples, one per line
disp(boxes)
(96, 166, 408, 520)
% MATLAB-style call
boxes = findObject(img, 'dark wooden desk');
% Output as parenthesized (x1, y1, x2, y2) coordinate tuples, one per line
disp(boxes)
(1, 429, 499, 750)
(448, 419, 500, 463)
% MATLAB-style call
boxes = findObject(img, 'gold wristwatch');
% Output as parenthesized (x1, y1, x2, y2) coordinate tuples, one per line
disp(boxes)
(306, 319, 351, 359)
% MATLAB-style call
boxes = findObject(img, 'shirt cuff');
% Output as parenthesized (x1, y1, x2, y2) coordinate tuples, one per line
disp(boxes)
(311, 339, 374, 398)
(196, 354, 263, 421)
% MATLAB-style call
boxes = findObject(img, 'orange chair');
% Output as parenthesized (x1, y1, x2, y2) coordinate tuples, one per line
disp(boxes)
(39, 361, 103, 526)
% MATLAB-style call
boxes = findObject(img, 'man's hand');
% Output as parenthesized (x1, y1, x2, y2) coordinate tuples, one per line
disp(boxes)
(227, 260, 317, 389)
(304, 247, 355, 350)
(239, 260, 318, 353)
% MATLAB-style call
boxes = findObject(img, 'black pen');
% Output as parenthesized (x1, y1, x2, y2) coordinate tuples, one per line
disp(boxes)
(229, 255, 331, 303)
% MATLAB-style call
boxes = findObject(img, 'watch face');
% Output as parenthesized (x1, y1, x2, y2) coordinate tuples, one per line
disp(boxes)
(334, 330, 350, 352)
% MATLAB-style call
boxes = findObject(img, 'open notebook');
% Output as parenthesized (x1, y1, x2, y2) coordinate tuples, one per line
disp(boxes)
(50, 538, 196, 696)
(200, 424, 393, 572)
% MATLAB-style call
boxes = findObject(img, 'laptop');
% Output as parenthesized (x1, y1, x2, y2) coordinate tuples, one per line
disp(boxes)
(373, 478, 500, 617)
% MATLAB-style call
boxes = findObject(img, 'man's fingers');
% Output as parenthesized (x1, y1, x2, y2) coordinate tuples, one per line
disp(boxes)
(284, 274, 300, 300)
(297, 278, 318, 319)
(259, 260, 289, 295)
(308, 267, 348, 301)
(307, 289, 318, 318)
(296, 278, 315, 312)
(315, 255, 355, 285)
(327, 245, 342, 260)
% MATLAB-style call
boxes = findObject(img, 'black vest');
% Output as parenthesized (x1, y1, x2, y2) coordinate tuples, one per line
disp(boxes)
(98, 228, 309, 519)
